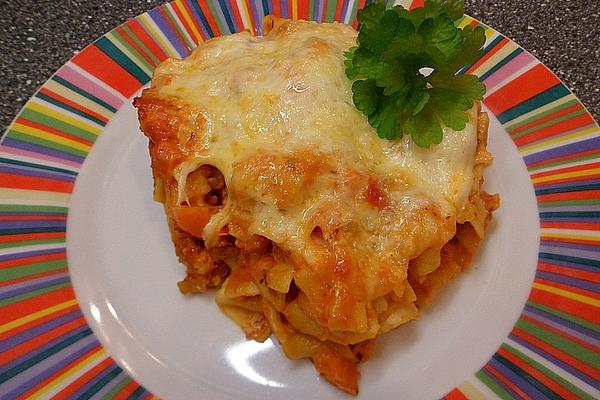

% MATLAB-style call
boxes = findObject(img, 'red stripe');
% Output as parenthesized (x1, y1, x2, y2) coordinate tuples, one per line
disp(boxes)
(535, 277, 600, 302)
(54, 357, 114, 399)
(37, 88, 109, 125)
(288, 0, 293, 18)
(0, 172, 73, 194)
(512, 326, 600, 381)
(484, 64, 560, 116)
(272, 0, 281, 17)
(443, 388, 469, 400)
(0, 215, 67, 222)
(529, 288, 599, 324)
(483, 364, 533, 400)
(0, 304, 79, 342)
(115, 26, 159, 68)
(15, 117, 94, 147)
(514, 114, 595, 147)
(334, 0, 344, 21)
(171, 2, 200, 46)
(113, 380, 142, 400)
(541, 236, 599, 248)
(497, 347, 579, 400)
(198, 1, 221, 36)
(181, 0, 209, 41)
(537, 262, 600, 284)
(159, 6, 193, 54)
(535, 173, 600, 189)
(0, 267, 68, 289)
(0, 286, 75, 325)
(527, 148, 599, 171)
(537, 189, 600, 203)
(541, 221, 600, 230)
(1, 316, 87, 364)
(227, 0, 244, 30)
(408, 0, 425, 10)
(353, 0, 367, 28)
(509, 103, 584, 135)
(125, 19, 169, 62)
(0, 250, 65, 269)
(467, 37, 510, 75)
(521, 313, 600, 354)
(72, 45, 140, 98)
(298, 0, 310, 20)
(531, 161, 600, 180)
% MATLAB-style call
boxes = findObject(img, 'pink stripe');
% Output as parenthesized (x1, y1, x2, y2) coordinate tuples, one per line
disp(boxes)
(55, 64, 125, 110)
(484, 51, 536, 91)
(0, 145, 81, 169)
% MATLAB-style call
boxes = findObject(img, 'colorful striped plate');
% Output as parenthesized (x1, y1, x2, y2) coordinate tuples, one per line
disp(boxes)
(0, 0, 598, 399)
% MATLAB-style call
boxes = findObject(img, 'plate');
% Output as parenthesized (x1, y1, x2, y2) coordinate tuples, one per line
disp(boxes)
(1, 0, 599, 399)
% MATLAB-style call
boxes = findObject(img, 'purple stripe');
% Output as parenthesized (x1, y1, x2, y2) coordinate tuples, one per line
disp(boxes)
(1, 334, 98, 398)
(184, 0, 211, 39)
(540, 216, 600, 223)
(479, 368, 522, 399)
(0, 274, 70, 302)
(2, 137, 85, 164)
(313, 0, 322, 22)
(0, 270, 68, 296)
(524, 304, 600, 341)
(488, 357, 547, 399)
(537, 256, 599, 274)
(522, 309, 600, 348)
(0, 247, 65, 262)
(90, 370, 129, 399)
(535, 270, 600, 293)
(0, 164, 76, 182)
(0, 220, 66, 230)
(508, 333, 599, 388)
(535, 178, 600, 193)
(69, 362, 118, 399)
(56, 65, 123, 110)
(0, 309, 81, 353)
(280, 0, 289, 18)
(148, 8, 188, 58)
(250, 0, 264, 35)
(524, 136, 600, 165)
(538, 204, 600, 212)
(267, 0, 274, 15)
(340, 0, 350, 22)
(0, 211, 66, 217)
(539, 243, 600, 261)
(540, 239, 600, 253)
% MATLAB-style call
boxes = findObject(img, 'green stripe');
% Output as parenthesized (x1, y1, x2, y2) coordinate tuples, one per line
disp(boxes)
(309, 0, 315, 20)
(121, 24, 162, 65)
(0, 204, 68, 214)
(527, 301, 600, 334)
(206, 0, 228, 35)
(17, 108, 98, 142)
(129, 385, 147, 399)
(0, 227, 66, 235)
(78, 366, 123, 400)
(0, 328, 92, 385)
(0, 237, 65, 250)
(0, 281, 71, 307)
(349, 0, 361, 23)
(1, 259, 67, 283)
(0, 157, 77, 177)
(539, 211, 600, 219)
(505, 98, 579, 132)
(110, 31, 154, 72)
(7, 130, 87, 158)
(94, 37, 150, 84)
(528, 153, 599, 172)
(35, 92, 106, 127)
(324, 0, 338, 22)
(499, 84, 570, 124)
(511, 108, 588, 140)
(164, 5, 195, 50)
(538, 252, 600, 268)
(101, 376, 133, 400)
(515, 319, 600, 367)
(475, 370, 514, 400)
(494, 353, 562, 400)
(538, 198, 600, 207)
(51, 75, 118, 113)
(502, 343, 596, 400)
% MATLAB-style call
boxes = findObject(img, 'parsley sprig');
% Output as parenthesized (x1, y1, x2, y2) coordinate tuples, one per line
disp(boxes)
(345, 0, 487, 147)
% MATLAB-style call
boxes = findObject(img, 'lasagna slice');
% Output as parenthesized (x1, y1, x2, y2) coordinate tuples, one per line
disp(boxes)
(134, 17, 498, 394)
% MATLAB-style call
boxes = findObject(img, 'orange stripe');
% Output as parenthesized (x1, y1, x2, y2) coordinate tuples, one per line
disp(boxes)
(0, 251, 65, 269)
(467, 37, 510, 74)
(531, 161, 600, 180)
(511, 326, 600, 381)
(484, 64, 560, 116)
(409, 0, 425, 10)
(171, 2, 200, 46)
(0, 286, 75, 325)
(125, 19, 169, 62)
(529, 288, 599, 324)
(0, 303, 79, 342)
(38, 88, 109, 125)
(15, 117, 94, 147)
(521, 314, 600, 354)
(115, 26, 160, 68)
(497, 347, 579, 400)
(535, 173, 600, 188)
(1, 316, 87, 364)
(0, 231, 65, 245)
(535, 277, 600, 302)
(113, 380, 141, 400)
(541, 236, 599, 247)
(541, 221, 600, 230)
(444, 388, 469, 400)
(53, 357, 114, 398)
(484, 364, 533, 400)
(298, 0, 309, 20)
(0, 172, 73, 194)
(537, 262, 600, 283)
(0, 268, 68, 290)
(514, 113, 596, 147)
(272, 0, 281, 17)
(509, 103, 584, 135)
(537, 189, 600, 203)
(72, 45, 141, 98)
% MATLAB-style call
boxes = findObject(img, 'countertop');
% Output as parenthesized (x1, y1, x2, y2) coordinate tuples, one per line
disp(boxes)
(1, 0, 598, 134)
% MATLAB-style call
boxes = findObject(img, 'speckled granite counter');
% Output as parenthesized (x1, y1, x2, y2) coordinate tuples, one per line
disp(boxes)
(1, 0, 598, 133)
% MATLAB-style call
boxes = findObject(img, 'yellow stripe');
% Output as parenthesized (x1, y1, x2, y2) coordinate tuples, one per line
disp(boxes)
(12, 123, 92, 152)
(175, 0, 204, 43)
(0, 299, 78, 334)
(541, 233, 600, 242)
(471, 40, 519, 78)
(236, 0, 254, 33)
(0, 189, 71, 204)
(44, 81, 113, 121)
(519, 126, 600, 155)
(531, 167, 600, 184)
(504, 95, 575, 132)
(533, 283, 600, 308)
(459, 381, 490, 400)
(27, 102, 101, 136)
(292, 0, 298, 20)
(29, 349, 107, 399)
(106, 32, 154, 76)
(139, 14, 179, 58)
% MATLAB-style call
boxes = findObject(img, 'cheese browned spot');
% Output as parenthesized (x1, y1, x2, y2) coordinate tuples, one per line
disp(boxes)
(134, 16, 498, 394)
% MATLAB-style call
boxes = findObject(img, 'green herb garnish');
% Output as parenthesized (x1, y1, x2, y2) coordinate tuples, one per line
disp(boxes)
(345, 0, 486, 147)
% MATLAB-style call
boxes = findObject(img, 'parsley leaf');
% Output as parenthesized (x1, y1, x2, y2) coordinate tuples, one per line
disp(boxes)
(345, 0, 486, 147)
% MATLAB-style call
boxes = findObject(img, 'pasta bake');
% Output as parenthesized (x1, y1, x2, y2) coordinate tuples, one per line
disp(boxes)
(134, 17, 498, 394)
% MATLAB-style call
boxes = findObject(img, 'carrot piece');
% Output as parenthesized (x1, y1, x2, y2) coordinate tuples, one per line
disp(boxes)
(173, 206, 213, 238)
(311, 349, 359, 395)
